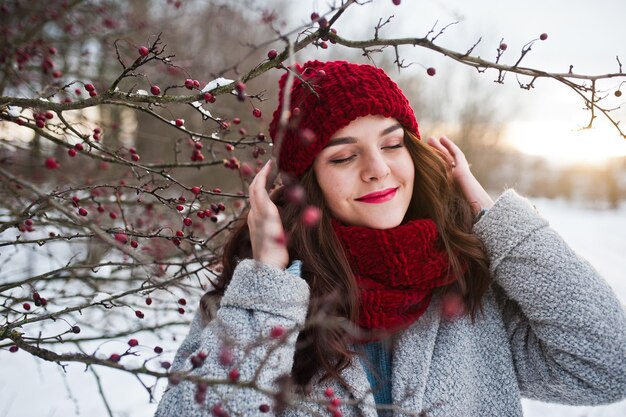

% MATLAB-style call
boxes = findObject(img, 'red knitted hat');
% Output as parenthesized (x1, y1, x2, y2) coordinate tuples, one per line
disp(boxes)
(268, 60, 419, 178)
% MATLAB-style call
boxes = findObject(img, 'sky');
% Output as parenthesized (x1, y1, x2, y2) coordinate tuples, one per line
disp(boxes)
(288, 0, 626, 166)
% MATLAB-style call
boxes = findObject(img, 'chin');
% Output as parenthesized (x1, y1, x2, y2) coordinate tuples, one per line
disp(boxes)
(355, 214, 404, 230)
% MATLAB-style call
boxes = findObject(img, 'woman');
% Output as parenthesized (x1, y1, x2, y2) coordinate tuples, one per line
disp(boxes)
(156, 61, 626, 417)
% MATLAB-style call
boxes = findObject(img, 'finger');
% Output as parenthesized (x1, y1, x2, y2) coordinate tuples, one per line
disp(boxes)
(438, 136, 460, 158)
(427, 136, 455, 166)
(249, 160, 272, 209)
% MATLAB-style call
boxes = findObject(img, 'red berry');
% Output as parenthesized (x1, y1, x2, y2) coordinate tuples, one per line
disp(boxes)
(331, 398, 341, 406)
(184, 79, 194, 89)
(9, 346, 19, 353)
(130, 240, 138, 248)
(33, 291, 40, 300)
(23, 302, 31, 311)
(191, 186, 201, 195)
(212, 188, 222, 193)
(85, 83, 95, 92)
(146, 297, 153, 305)
(392, 0, 401, 5)
(154, 346, 163, 354)
(259, 404, 270, 413)
(499, 43, 508, 51)
(176, 230, 184, 237)
(78, 208, 88, 216)
(131, 153, 140, 161)
(139, 46, 149, 57)
(540, 33, 548, 41)
(72, 325, 81, 334)
(310, 12, 319, 21)
(109, 212, 117, 219)
(175, 118, 184, 127)
(324, 387, 334, 397)
(135, 310, 144, 319)
(218, 347, 234, 366)
(239, 162, 253, 178)
(203, 92, 215, 103)
(150, 85, 161, 95)
(49, 47, 57, 54)
(426, 67, 436, 76)
(114, 233, 127, 244)
(320, 41, 328, 49)
(128, 338, 139, 347)
(301, 206, 321, 227)
(45, 157, 59, 170)
(178, 298, 187, 305)
(252, 108, 262, 118)
(235, 81, 245, 93)
(36, 119, 45, 128)
(176, 204, 184, 211)
(109, 353, 121, 362)
(178, 307, 185, 314)
(67, 148, 77, 157)
(183, 217, 192, 226)
(267, 49, 277, 60)
(45, 112, 53, 120)
(228, 368, 240, 381)
(73, 143, 84, 150)
(270, 325, 285, 339)
(232, 117, 241, 125)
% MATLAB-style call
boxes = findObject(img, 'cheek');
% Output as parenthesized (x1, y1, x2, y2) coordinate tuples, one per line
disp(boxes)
(316, 172, 352, 212)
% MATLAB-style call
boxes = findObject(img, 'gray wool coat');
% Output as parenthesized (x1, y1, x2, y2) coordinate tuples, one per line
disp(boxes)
(155, 190, 626, 417)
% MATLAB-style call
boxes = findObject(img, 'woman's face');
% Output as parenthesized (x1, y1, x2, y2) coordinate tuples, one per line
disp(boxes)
(312, 115, 415, 229)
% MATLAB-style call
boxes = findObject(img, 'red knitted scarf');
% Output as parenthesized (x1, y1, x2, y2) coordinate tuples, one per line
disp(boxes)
(332, 218, 457, 334)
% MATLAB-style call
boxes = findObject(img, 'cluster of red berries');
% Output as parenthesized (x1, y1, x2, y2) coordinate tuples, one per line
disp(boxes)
(190, 351, 208, 368)
(177, 298, 186, 314)
(33, 291, 48, 307)
(190, 141, 204, 162)
(184, 78, 201, 89)
(128, 146, 140, 161)
(18, 218, 35, 233)
(32, 111, 53, 128)
(92, 127, 102, 141)
(85, 83, 98, 97)
(324, 387, 343, 417)
(224, 156, 241, 170)
(67, 142, 84, 157)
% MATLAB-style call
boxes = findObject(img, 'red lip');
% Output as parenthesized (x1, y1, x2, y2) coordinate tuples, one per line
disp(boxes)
(355, 187, 398, 203)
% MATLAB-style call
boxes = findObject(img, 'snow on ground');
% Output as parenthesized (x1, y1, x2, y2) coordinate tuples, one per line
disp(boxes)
(1, 195, 625, 417)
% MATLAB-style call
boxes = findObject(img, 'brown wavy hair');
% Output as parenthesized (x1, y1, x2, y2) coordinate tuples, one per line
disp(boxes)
(200, 130, 491, 388)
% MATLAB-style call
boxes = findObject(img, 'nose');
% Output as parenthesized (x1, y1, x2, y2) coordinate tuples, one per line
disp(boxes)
(360, 149, 391, 182)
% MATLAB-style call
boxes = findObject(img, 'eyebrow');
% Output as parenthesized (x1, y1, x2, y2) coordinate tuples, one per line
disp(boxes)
(325, 123, 403, 148)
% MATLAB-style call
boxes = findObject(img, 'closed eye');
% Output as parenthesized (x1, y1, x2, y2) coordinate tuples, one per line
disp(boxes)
(329, 155, 356, 164)
(383, 143, 403, 150)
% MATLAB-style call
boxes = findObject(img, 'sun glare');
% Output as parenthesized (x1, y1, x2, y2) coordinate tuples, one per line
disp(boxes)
(506, 121, 626, 166)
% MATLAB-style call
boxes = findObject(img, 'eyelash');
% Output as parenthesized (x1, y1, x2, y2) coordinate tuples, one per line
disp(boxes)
(329, 143, 404, 164)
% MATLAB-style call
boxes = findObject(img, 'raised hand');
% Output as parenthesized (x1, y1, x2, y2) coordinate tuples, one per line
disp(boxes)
(427, 136, 494, 215)
(247, 160, 290, 269)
